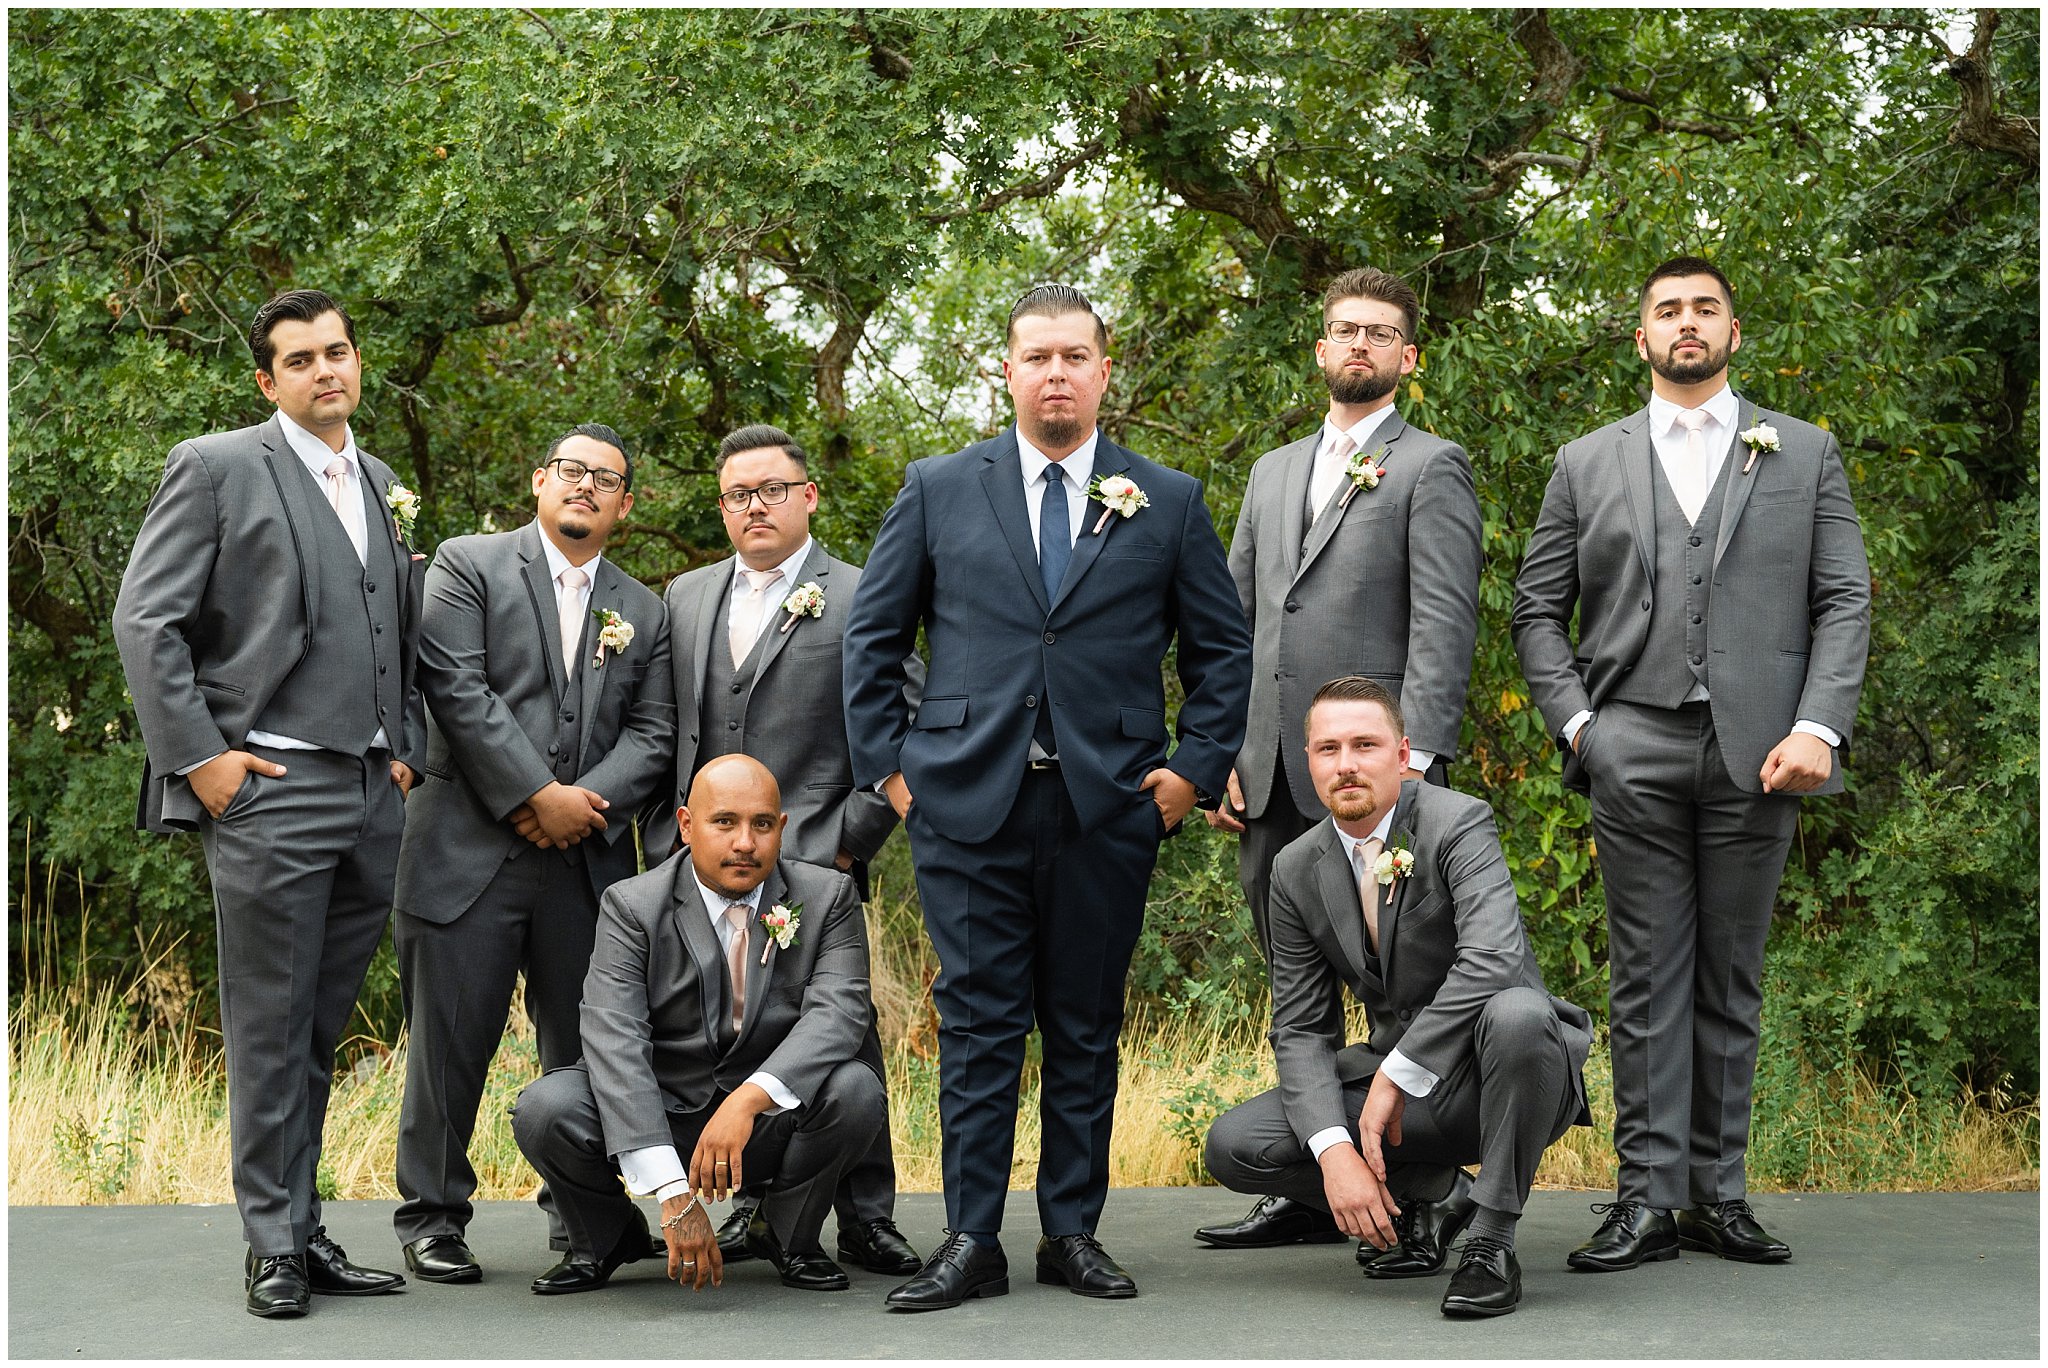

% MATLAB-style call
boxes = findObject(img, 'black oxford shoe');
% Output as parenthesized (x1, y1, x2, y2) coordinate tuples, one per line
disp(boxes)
(838, 1217, 923, 1276)
(530, 1209, 654, 1295)
(403, 1234, 481, 1284)
(1362, 1168, 1478, 1277)
(885, 1231, 1009, 1311)
(1194, 1194, 1346, 1249)
(245, 1251, 311, 1319)
(1676, 1199, 1791, 1263)
(305, 1229, 405, 1295)
(715, 1202, 757, 1262)
(1440, 1237, 1521, 1318)
(1565, 1201, 1680, 1271)
(1035, 1233, 1137, 1298)
(744, 1209, 851, 1291)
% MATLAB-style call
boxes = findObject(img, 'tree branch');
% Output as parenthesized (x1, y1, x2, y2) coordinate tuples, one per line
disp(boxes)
(923, 139, 1107, 223)
(1947, 9, 2039, 165)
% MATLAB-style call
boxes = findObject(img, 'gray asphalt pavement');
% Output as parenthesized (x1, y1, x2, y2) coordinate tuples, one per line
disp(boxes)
(8, 1189, 2037, 1359)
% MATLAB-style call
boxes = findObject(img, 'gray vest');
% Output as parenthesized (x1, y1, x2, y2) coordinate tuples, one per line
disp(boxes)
(699, 585, 771, 761)
(1611, 454, 1733, 710)
(256, 467, 402, 752)
(552, 611, 592, 784)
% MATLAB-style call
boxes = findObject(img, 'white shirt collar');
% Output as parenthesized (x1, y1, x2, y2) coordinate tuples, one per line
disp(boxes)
(276, 409, 359, 480)
(535, 521, 605, 587)
(692, 869, 763, 927)
(734, 535, 814, 594)
(1017, 428, 1099, 492)
(1321, 404, 1399, 455)
(1647, 383, 1737, 438)
(1330, 805, 1397, 853)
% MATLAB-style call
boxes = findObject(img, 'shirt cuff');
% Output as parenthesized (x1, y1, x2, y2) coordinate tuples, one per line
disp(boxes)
(1792, 719, 1841, 748)
(1306, 1126, 1353, 1161)
(175, 752, 224, 777)
(746, 1071, 799, 1114)
(617, 1144, 687, 1198)
(1407, 749, 1436, 776)
(1380, 1047, 1439, 1098)
(1561, 709, 1594, 746)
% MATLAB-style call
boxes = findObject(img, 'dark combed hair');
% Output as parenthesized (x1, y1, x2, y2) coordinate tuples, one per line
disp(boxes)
(716, 423, 810, 476)
(1006, 283, 1108, 353)
(1321, 267, 1421, 343)
(1639, 255, 1735, 312)
(1305, 674, 1405, 739)
(248, 289, 357, 373)
(546, 422, 634, 490)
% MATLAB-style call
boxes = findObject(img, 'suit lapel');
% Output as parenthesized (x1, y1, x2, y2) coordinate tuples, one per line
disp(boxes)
(257, 418, 322, 627)
(668, 862, 728, 1049)
(575, 558, 634, 772)
(1378, 786, 1419, 986)
(1273, 432, 1320, 580)
(979, 431, 1050, 616)
(1296, 412, 1407, 583)
(517, 523, 571, 702)
(1616, 409, 1657, 587)
(689, 559, 729, 702)
(753, 542, 828, 684)
(1713, 396, 1760, 570)
(1314, 826, 1374, 984)
(735, 865, 786, 1046)
(1048, 439, 1129, 613)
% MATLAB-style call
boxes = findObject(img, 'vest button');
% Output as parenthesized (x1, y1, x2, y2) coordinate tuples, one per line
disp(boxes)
(1692, 574, 1703, 584)
(365, 582, 376, 592)
(1640, 598, 1651, 611)
(728, 721, 740, 731)
(1690, 614, 1702, 625)
(548, 743, 559, 756)
(1285, 601, 1300, 613)
(375, 625, 383, 634)
(1688, 536, 1702, 548)
(1025, 695, 1038, 708)
(730, 683, 743, 694)
(1690, 654, 1703, 665)
(379, 665, 388, 675)
(1044, 632, 1056, 644)
(378, 706, 387, 716)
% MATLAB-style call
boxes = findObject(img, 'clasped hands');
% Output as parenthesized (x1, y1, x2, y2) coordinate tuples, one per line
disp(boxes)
(1319, 1069, 1410, 1251)
(660, 1083, 773, 1292)
(509, 780, 610, 847)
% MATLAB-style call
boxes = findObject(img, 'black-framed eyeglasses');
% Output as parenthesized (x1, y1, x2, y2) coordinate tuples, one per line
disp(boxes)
(546, 457, 627, 494)
(717, 480, 799, 513)
(1324, 320, 1407, 348)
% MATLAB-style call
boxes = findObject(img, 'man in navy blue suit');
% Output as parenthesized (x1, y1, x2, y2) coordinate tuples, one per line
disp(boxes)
(845, 285, 1252, 1311)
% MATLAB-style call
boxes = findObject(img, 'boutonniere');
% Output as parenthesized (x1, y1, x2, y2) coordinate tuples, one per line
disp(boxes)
(1338, 445, 1390, 509)
(758, 901, 801, 963)
(1372, 839, 1416, 889)
(386, 482, 421, 542)
(1738, 422, 1781, 475)
(1086, 473, 1150, 534)
(591, 607, 634, 667)
(779, 581, 825, 633)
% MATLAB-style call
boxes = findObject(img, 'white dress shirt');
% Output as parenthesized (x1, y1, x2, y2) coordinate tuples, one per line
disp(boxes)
(1305, 808, 1438, 1162)
(726, 535, 816, 656)
(537, 523, 603, 624)
(1016, 429, 1097, 550)
(615, 876, 798, 1202)
(1560, 385, 1839, 751)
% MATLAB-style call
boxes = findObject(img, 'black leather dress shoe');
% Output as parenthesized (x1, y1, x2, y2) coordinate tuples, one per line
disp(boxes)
(1440, 1237, 1521, 1318)
(305, 1229, 406, 1295)
(1035, 1233, 1137, 1298)
(403, 1234, 481, 1284)
(245, 1251, 311, 1318)
(838, 1217, 923, 1276)
(1676, 1199, 1791, 1263)
(1565, 1201, 1680, 1271)
(715, 1202, 757, 1262)
(1194, 1194, 1346, 1249)
(1361, 1169, 1478, 1277)
(530, 1209, 654, 1295)
(884, 1231, 1009, 1311)
(744, 1209, 851, 1290)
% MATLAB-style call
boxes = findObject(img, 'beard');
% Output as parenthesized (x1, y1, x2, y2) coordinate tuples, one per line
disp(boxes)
(1648, 336, 1731, 386)
(1323, 776, 1386, 825)
(1323, 358, 1398, 406)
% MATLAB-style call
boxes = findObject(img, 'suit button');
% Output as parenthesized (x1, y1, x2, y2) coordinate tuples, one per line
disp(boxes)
(562, 713, 575, 722)
(379, 665, 388, 675)
(1640, 598, 1651, 611)
(378, 706, 387, 716)
(1285, 601, 1300, 613)
(1690, 614, 1702, 625)
(728, 721, 740, 731)
(730, 683, 743, 694)
(1044, 632, 1056, 644)
(548, 743, 559, 756)
(1688, 536, 1702, 548)
(1691, 654, 1704, 665)
(1025, 695, 1038, 708)
(375, 624, 383, 634)
(1399, 1009, 1412, 1021)
(1274, 671, 1282, 680)
(365, 582, 376, 592)
(1692, 574, 1703, 584)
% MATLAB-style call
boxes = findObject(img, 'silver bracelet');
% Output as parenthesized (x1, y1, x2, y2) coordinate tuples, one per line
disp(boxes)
(659, 1191, 700, 1230)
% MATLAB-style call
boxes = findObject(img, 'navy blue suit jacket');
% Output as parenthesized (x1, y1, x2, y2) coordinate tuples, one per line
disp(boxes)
(844, 427, 1252, 845)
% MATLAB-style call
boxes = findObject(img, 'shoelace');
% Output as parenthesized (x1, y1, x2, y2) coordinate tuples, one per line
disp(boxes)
(928, 1228, 973, 1264)
(1455, 1234, 1511, 1266)
(1712, 1198, 1757, 1222)
(1588, 1199, 1643, 1230)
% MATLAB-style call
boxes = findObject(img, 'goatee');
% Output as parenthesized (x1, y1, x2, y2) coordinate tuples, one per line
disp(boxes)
(1034, 413, 1084, 450)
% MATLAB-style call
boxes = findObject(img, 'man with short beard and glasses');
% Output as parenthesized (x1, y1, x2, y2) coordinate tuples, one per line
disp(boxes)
(1196, 267, 1483, 1275)
(1513, 255, 1869, 1272)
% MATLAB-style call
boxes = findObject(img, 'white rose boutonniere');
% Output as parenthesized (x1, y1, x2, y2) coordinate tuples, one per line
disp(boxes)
(591, 608, 634, 667)
(387, 482, 422, 543)
(1339, 445, 1390, 509)
(1086, 473, 1150, 535)
(1738, 422, 1781, 475)
(1372, 841, 1416, 889)
(779, 581, 826, 634)
(759, 901, 802, 963)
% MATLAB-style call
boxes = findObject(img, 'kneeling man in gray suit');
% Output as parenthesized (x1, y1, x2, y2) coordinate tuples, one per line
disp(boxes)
(513, 755, 885, 1296)
(1203, 677, 1591, 1317)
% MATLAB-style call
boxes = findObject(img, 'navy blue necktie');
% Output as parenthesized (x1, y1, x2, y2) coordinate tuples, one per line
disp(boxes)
(1039, 463, 1072, 603)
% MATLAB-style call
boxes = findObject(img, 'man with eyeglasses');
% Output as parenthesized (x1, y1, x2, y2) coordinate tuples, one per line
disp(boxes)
(1196, 267, 1484, 1276)
(389, 423, 676, 1286)
(644, 422, 924, 1285)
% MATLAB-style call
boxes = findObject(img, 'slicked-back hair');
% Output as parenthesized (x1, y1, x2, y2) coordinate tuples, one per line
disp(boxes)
(1321, 267, 1420, 343)
(715, 423, 810, 477)
(1639, 255, 1735, 314)
(545, 422, 634, 491)
(1006, 283, 1108, 354)
(249, 289, 357, 373)
(1305, 674, 1405, 741)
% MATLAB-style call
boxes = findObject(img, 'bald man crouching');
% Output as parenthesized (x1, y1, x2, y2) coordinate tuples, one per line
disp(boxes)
(512, 755, 885, 1295)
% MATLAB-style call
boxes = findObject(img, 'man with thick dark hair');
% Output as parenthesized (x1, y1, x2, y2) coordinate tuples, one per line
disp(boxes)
(114, 288, 425, 1316)
(1514, 254, 1870, 1270)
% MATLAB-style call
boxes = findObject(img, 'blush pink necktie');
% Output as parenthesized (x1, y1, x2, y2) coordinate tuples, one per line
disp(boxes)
(1672, 408, 1711, 524)
(729, 568, 782, 670)
(556, 567, 588, 681)
(1354, 837, 1384, 955)
(723, 903, 751, 1032)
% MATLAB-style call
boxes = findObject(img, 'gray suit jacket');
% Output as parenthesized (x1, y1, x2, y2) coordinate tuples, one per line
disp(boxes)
(1266, 781, 1592, 1146)
(394, 521, 676, 923)
(1229, 413, 1482, 820)
(647, 541, 923, 866)
(578, 853, 874, 1159)
(112, 415, 427, 832)
(1511, 397, 1870, 796)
